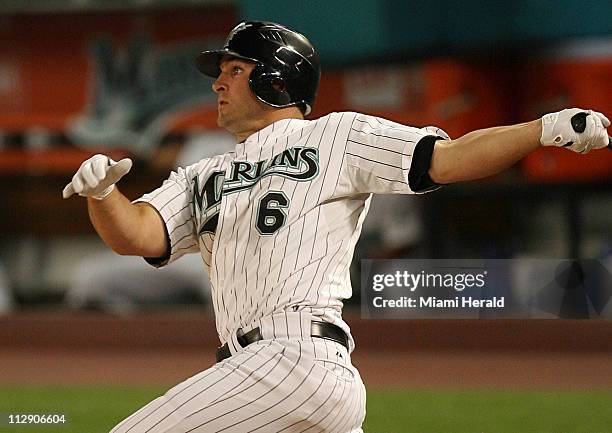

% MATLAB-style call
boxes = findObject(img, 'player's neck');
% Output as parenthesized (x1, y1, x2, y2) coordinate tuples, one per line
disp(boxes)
(235, 107, 304, 142)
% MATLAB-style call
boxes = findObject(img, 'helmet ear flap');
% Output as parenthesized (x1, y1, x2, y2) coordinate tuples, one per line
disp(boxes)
(249, 63, 292, 107)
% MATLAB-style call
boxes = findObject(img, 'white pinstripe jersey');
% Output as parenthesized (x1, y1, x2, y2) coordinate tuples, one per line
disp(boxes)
(137, 111, 448, 350)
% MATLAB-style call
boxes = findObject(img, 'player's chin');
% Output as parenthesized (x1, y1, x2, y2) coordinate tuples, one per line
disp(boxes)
(217, 114, 240, 135)
(217, 113, 229, 129)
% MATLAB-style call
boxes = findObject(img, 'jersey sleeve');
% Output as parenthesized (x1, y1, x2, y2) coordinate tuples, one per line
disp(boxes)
(334, 112, 450, 197)
(133, 165, 199, 267)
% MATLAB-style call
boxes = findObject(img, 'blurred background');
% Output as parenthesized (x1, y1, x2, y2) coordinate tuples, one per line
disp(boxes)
(0, 1, 611, 431)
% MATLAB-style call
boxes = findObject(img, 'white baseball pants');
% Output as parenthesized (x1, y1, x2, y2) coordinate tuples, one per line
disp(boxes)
(109, 337, 366, 433)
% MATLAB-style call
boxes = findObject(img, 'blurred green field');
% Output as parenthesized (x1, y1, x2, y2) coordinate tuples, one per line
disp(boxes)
(1, 386, 611, 433)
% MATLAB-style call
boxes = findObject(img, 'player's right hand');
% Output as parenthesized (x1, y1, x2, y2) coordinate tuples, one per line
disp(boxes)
(62, 154, 132, 200)
(540, 108, 610, 154)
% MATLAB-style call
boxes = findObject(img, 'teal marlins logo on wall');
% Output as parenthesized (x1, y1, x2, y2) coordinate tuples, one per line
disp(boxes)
(193, 146, 320, 235)
(67, 34, 221, 156)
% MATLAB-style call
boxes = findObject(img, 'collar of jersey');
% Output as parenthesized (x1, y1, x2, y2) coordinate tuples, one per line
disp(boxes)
(235, 118, 309, 158)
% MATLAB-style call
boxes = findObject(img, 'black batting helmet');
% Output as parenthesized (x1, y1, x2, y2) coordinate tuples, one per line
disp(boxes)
(196, 21, 320, 116)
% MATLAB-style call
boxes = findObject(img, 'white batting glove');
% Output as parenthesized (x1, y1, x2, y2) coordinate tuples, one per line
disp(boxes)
(541, 108, 610, 154)
(62, 154, 132, 200)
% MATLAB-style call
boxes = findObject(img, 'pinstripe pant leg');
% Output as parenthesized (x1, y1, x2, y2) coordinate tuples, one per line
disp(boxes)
(109, 339, 365, 433)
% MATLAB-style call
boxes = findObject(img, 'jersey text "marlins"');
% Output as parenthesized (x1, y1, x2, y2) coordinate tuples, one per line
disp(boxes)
(193, 146, 319, 235)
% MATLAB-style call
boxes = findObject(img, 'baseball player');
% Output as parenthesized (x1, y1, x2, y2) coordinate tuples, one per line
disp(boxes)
(63, 21, 611, 433)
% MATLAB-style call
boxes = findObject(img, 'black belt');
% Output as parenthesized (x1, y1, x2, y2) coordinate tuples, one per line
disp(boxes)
(216, 321, 349, 362)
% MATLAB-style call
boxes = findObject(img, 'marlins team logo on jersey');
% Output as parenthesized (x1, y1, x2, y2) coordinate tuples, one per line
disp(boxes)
(193, 146, 320, 235)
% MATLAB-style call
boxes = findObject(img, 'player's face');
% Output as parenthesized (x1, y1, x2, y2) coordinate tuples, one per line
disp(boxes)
(212, 57, 271, 139)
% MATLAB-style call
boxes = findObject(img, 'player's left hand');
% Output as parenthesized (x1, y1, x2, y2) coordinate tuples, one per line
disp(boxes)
(540, 108, 610, 154)
(62, 154, 132, 200)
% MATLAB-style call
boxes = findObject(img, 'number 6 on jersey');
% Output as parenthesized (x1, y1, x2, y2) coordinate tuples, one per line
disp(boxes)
(256, 191, 289, 235)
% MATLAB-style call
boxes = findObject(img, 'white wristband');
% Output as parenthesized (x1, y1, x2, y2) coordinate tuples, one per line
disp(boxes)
(89, 184, 115, 200)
